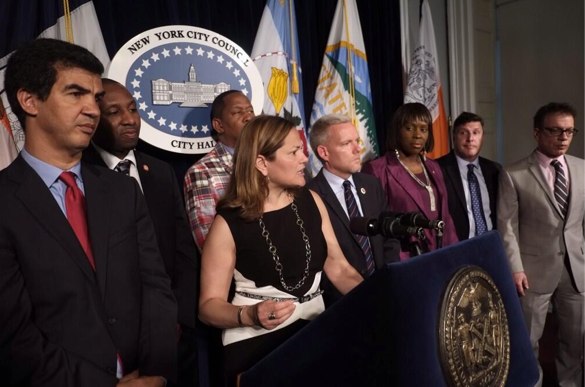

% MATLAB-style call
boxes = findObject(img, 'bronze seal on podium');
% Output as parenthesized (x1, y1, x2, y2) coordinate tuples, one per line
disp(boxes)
(439, 266, 510, 386)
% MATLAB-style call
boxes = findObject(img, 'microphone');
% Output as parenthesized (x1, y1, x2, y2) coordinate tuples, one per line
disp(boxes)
(348, 216, 378, 236)
(349, 216, 424, 239)
(396, 212, 445, 231)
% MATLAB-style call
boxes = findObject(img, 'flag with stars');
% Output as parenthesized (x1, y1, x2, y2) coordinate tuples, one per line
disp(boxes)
(309, 0, 379, 176)
(106, 26, 263, 154)
(251, 0, 310, 156)
(0, 0, 109, 159)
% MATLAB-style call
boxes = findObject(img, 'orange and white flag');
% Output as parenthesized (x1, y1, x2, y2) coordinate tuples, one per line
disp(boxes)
(404, 0, 449, 159)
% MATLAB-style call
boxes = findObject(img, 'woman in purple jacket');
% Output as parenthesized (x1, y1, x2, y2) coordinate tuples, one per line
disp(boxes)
(362, 102, 458, 259)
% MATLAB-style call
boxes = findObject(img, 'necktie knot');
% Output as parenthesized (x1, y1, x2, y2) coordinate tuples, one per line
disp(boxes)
(467, 163, 475, 172)
(115, 159, 132, 175)
(551, 159, 562, 170)
(59, 171, 78, 188)
(343, 180, 352, 192)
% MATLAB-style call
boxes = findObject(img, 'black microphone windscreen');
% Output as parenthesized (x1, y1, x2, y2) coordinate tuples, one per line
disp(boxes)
(349, 217, 377, 236)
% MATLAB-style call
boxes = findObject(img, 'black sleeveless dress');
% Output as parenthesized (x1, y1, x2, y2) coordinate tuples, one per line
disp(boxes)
(218, 187, 327, 380)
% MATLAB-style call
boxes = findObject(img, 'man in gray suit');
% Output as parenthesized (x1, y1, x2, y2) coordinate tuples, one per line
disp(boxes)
(498, 102, 584, 386)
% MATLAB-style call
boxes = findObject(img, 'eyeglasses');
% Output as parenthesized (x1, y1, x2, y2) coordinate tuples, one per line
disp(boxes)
(541, 127, 579, 136)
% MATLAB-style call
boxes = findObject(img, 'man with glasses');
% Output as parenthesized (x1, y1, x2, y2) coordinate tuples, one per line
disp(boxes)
(498, 102, 584, 386)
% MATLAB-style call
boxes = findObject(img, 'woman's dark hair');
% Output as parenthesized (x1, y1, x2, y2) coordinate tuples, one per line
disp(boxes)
(386, 102, 434, 153)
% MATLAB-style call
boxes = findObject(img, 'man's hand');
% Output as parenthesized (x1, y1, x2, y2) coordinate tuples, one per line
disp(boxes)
(117, 371, 166, 387)
(512, 271, 529, 296)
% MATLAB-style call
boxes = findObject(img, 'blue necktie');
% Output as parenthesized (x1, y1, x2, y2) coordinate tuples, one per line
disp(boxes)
(551, 160, 568, 217)
(467, 164, 487, 236)
(343, 180, 375, 276)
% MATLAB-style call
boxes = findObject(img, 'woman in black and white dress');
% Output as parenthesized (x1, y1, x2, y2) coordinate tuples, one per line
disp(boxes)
(198, 115, 363, 384)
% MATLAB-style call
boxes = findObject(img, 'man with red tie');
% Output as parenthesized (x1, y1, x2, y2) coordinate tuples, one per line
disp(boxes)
(0, 38, 176, 386)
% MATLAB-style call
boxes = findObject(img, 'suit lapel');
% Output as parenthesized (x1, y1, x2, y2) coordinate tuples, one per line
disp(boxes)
(82, 163, 110, 294)
(527, 153, 561, 217)
(565, 155, 584, 222)
(314, 171, 352, 233)
(445, 153, 467, 210)
(135, 152, 154, 202)
(13, 158, 97, 282)
(354, 174, 375, 218)
(388, 157, 434, 219)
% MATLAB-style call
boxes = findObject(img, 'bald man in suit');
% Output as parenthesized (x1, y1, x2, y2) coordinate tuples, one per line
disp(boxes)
(498, 102, 584, 387)
(83, 79, 200, 387)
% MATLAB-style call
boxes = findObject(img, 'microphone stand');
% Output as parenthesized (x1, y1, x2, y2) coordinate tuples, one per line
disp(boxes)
(409, 233, 428, 257)
(435, 223, 444, 249)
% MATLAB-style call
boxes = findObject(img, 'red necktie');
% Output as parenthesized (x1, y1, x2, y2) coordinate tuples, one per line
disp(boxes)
(59, 171, 95, 270)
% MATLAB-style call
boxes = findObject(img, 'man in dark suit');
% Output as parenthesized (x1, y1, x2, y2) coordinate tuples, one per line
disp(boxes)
(437, 112, 502, 240)
(308, 114, 400, 306)
(83, 79, 200, 387)
(0, 38, 176, 386)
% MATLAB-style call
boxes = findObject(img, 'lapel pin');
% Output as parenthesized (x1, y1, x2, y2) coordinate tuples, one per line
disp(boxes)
(143, 164, 149, 172)
(360, 187, 366, 194)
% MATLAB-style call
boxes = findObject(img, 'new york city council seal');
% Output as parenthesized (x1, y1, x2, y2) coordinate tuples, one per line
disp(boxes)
(439, 266, 510, 386)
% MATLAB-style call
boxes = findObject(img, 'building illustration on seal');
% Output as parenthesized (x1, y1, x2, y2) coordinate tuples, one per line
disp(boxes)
(151, 64, 230, 107)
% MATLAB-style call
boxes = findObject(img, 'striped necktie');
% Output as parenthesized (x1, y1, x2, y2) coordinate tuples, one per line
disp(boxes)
(551, 160, 568, 217)
(114, 159, 132, 176)
(343, 180, 375, 276)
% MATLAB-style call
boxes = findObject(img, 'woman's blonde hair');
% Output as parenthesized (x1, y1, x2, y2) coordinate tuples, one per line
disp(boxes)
(218, 115, 296, 220)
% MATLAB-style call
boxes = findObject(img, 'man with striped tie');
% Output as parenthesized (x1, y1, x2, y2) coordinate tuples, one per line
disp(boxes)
(308, 114, 400, 307)
(84, 79, 201, 387)
(498, 102, 584, 387)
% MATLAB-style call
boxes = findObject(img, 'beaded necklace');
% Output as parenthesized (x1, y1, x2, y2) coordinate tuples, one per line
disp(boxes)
(395, 149, 437, 211)
(258, 200, 312, 292)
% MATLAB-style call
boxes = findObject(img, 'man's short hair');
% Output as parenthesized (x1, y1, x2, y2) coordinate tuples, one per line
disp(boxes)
(533, 102, 577, 129)
(453, 112, 484, 133)
(5, 38, 104, 128)
(209, 90, 243, 140)
(309, 114, 352, 162)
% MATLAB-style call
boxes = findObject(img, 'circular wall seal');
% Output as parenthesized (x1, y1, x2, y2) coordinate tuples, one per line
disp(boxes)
(106, 25, 264, 154)
(439, 266, 510, 386)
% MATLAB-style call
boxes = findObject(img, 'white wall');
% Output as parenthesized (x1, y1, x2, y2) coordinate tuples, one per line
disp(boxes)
(403, 0, 584, 164)
(496, 0, 584, 163)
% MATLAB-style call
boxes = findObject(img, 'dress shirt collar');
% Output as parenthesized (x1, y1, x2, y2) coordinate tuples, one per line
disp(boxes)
(91, 142, 137, 170)
(322, 168, 356, 193)
(455, 153, 480, 171)
(534, 149, 567, 170)
(21, 148, 83, 188)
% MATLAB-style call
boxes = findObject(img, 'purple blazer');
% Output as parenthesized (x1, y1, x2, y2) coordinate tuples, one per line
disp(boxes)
(362, 151, 459, 259)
